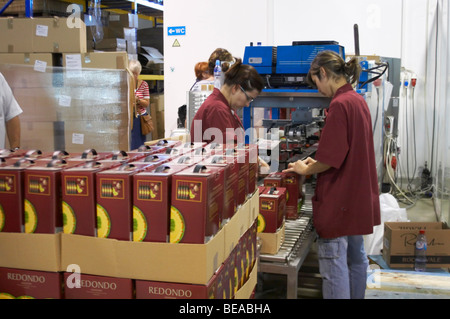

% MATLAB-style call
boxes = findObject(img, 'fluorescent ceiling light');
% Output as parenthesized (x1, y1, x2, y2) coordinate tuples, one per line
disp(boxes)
(127, 0, 164, 11)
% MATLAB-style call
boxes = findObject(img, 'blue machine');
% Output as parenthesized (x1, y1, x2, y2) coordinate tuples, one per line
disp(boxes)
(243, 41, 345, 88)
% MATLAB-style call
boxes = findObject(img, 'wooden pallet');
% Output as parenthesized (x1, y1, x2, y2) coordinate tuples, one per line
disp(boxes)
(366, 270, 450, 299)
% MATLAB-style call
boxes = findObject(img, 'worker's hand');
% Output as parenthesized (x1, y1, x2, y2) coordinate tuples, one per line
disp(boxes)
(283, 157, 315, 175)
(303, 157, 317, 165)
(283, 160, 307, 175)
(283, 157, 330, 176)
(258, 156, 270, 176)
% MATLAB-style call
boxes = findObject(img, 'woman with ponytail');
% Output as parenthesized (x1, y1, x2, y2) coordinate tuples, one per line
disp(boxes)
(284, 50, 380, 299)
(190, 58, 264, 146)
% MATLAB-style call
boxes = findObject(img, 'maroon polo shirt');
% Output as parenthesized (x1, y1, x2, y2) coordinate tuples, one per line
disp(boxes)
(190, 88, 245, 145)
(313, 83, 381, 238)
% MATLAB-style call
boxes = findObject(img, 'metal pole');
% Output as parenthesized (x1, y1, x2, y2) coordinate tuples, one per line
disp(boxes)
(25, 0, 33, 17)
(0, 0, 15, 15)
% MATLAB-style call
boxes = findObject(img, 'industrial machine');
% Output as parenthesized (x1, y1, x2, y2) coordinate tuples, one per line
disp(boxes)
(242, 40, 390, 172)
(243, 41, 345, 88)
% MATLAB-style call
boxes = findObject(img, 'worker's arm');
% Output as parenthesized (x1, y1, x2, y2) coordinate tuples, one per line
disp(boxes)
(136, 97, 150, 109)
(5, 115, 20, 149)
(282, 157, 330, 176)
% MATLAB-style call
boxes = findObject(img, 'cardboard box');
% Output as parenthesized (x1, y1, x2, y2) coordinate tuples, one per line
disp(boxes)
(234, 260, 258, 299)
(0, 267, 62, 299)
(63, 272, 133, 299)
(96, 162, 154, 241)
(170, 164, 225, 244)
(236, 144, 259, 196)
(0, 18, 33, 53)
(31, 17, 87, 53)
(0, 159, 33, 233)
(0, 53, 53, 68)
(0, 232, 61, 272)
(62, 52, 128, 70)
(60, 227, 225, 285)
(23, 158, 87, 234)
(383, 222, 450, 268)
(135, 272, 218, 299)
(64, 120, 129, 153)
(1, 57, 55, 88)
(61, 160, 124, 236)
(264, 171, 304, 220)
(258, 186, 286, 233)
(200, 156, 239, 223)
(223, 197, 251, 257)
(60, 191, 258, 285)
(224, 149, 248, 207)
(258, 223, 285, 255)
(132, 163, 189, 242)
(94, 38, 127, 52)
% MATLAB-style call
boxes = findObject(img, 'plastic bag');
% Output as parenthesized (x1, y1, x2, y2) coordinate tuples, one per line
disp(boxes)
(364, 193, 408, 255)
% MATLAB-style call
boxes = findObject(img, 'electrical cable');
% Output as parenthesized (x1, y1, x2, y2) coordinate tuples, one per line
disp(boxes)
(372, 85, 380, 134)
(383, 135, 415, 205)
(359, 62, 388, 88)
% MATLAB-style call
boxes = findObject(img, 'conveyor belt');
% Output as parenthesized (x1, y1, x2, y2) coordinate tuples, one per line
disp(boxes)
(257, 183, 317, 299)
(259, 202, 313, 264)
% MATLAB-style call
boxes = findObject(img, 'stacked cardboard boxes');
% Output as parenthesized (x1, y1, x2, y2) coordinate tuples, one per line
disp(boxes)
(0, 16, 131, 153)
(0, 142, 260, 298)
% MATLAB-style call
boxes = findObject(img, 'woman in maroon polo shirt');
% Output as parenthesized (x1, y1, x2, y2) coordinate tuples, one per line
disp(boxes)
(284, 51, 381, 299)
(190, 58, 264, 146)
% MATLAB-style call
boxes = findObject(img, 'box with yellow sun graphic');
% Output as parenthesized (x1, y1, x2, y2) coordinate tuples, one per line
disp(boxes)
(95, 162, 156, 241)
(170, 164, 225, 244)
(132, 163, 189, 243)
(23, 158, 88, 234)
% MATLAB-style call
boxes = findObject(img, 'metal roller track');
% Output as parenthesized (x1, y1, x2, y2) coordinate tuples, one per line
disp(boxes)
(259, 205, 314, 264)
(257, 182, 317, 299)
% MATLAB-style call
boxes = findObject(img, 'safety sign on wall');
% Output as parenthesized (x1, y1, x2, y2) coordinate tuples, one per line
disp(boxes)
(168, 26, 186, 36)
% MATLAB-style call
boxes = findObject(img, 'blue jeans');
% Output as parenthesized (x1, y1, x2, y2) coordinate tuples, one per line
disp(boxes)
(317, 235, 369, 299)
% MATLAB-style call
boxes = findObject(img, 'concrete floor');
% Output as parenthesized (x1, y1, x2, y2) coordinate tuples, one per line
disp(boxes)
(254, 196, 445, 299)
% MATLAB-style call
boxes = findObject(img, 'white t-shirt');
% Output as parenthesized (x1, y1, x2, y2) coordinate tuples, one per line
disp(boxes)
(0, 73, 23, 149)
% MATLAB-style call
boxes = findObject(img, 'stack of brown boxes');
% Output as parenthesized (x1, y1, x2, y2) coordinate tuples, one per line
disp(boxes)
(0, 142, 260, 299)
(0, 16, 130, 153)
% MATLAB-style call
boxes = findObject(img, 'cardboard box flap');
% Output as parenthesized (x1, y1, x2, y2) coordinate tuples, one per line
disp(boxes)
(61, 229, 225, 285)
(385, 222, 446, 231)
(0, 232, 61, 272)
(61, 233, 119, 277)
(116, 229, 224, 284)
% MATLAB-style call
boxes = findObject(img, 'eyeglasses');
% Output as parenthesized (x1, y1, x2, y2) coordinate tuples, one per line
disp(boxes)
(239, 85, 255, 103)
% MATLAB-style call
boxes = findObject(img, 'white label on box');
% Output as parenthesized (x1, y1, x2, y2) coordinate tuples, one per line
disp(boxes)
(58, 95, 72, 107)
(35, 24, 49, 37)
(72, 133, 84, 145)
(65, 54, 82, 78)
(33, 60, 47, 73)
(65, 54, 82, 69)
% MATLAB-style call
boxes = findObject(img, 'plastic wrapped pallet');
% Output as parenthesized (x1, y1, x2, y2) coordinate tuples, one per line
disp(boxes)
(0, 63, 131, 152)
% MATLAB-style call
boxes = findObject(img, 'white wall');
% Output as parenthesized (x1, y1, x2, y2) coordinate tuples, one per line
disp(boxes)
(163, 0, 438, 181)
(163, 0, 270, 135)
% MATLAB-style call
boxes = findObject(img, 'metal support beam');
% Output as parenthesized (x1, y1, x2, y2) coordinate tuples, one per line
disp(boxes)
(25, 0, 33, 17)
(0, 0, 15, 15)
